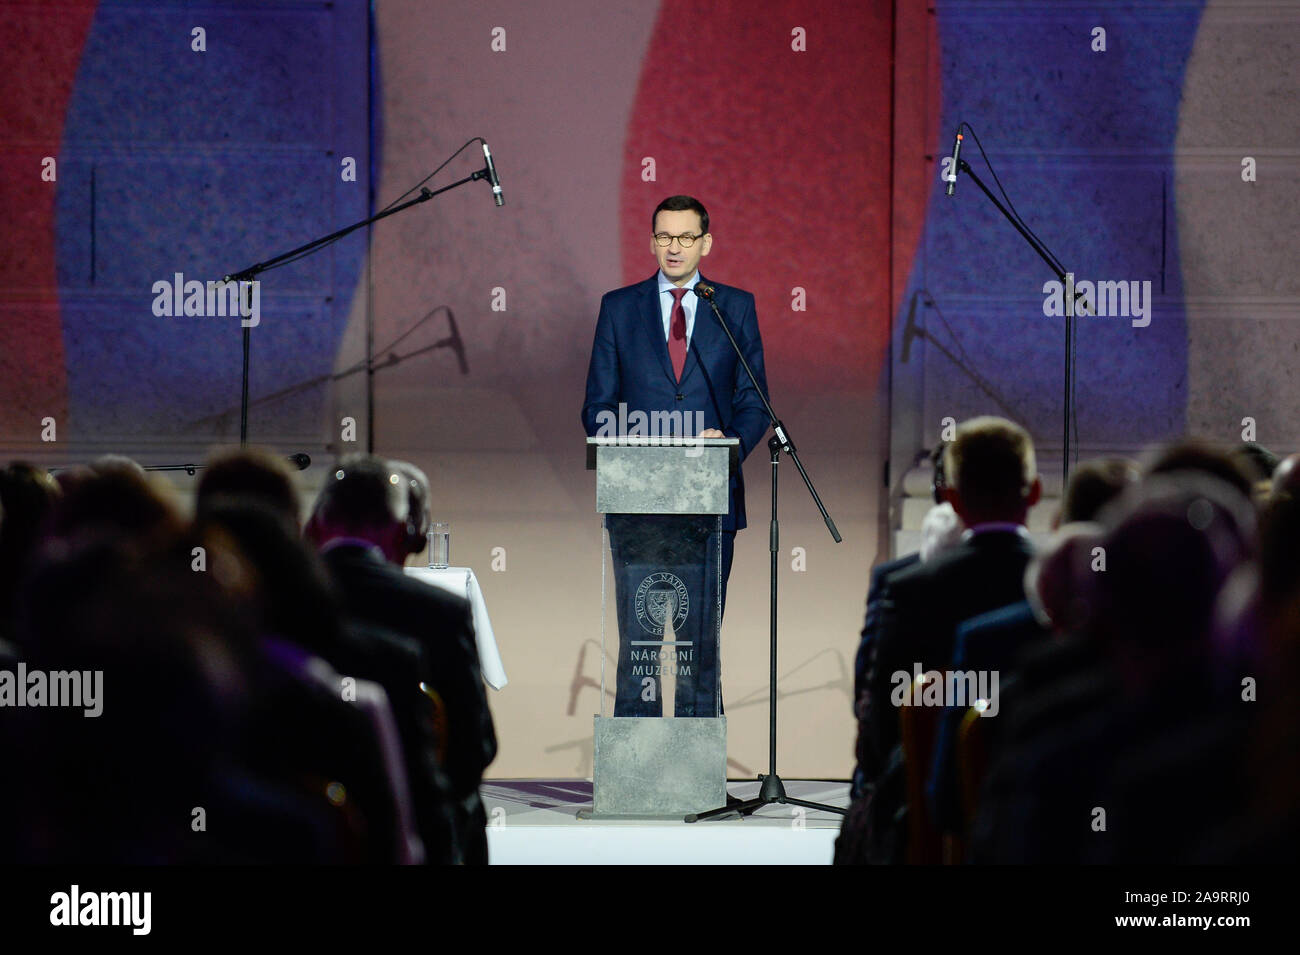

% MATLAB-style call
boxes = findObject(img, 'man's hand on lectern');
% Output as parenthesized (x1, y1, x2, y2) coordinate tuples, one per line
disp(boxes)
(699, 429, 724, 438)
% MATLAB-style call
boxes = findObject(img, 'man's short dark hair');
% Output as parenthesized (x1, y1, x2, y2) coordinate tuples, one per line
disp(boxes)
(312, 455, 409, 532)
(1142, 439, 1255, 501)
(197, 447, 301, 527)
(652, 195, 709, 235)
(1061, 457, 1139, 523)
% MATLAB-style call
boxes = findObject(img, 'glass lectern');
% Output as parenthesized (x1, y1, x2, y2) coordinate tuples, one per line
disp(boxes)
(583, 436, 736, 817)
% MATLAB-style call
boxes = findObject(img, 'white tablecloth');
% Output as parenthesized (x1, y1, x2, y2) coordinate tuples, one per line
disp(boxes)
(404, 565, 507, 690)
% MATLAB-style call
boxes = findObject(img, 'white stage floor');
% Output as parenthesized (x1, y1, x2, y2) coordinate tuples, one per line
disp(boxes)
(481, 779, 850, 865)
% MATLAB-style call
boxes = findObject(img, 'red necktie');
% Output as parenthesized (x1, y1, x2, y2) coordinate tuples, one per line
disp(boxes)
(668, 287, 688, 381)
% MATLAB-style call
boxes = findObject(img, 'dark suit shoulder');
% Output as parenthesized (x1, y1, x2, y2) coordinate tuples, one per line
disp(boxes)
(701, 278, 755, 312)
(386, 565, 472, 617)
(871, 553, 920, 591)
(718, 284, 756, 305)
(600, 276, 658, 307)
(322, 547, 472, 628)
(876, 549, 936, 599)
(959, 599, 1037, 635)
(903, 532, 1032, 585)
(602, 275, 755, 302)
(954, 600, 1046, 669)
(863, 553, 920, 623)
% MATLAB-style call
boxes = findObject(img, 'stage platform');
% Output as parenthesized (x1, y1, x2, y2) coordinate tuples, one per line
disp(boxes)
(481, 779, 849, 865)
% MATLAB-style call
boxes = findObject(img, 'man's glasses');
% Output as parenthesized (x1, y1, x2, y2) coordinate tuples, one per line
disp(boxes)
(653, 232, 703, 248)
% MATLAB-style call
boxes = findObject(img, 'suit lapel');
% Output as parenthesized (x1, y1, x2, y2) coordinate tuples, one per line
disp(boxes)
(679, 274, 716, 387)
(638, 277, 676, 385)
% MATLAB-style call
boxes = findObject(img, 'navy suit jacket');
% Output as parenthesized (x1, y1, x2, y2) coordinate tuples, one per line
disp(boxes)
(581, 274, 770, 531)
(854, 553, 922, 713)
(925, 599, 1047, 832)
(865, 530, 1034, 769)
(852, 551, 922, 796)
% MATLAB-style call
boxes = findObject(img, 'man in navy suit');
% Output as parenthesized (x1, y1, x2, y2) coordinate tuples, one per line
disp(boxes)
(582, 195, 770, 717)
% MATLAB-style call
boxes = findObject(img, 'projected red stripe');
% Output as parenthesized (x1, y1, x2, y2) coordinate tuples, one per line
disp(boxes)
(0, 4, 96, 433)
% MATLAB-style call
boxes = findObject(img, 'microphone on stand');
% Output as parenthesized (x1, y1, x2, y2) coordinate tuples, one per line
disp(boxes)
(944, 128, 964, 197)
(481, 142, 504, 207)
(694, 282, 715, 300)
(56, 451, 312, 476)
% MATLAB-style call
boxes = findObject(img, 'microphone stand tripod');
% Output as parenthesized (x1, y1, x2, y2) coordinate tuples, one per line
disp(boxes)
(685, 287, 845, 823)
(224, 169, 492, 446)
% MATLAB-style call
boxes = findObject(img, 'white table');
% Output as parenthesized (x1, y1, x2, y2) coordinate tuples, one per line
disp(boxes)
(404, 565, 507, 690)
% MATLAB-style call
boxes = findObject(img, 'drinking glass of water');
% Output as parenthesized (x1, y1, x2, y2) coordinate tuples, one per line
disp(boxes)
(427, 522, 450, 569)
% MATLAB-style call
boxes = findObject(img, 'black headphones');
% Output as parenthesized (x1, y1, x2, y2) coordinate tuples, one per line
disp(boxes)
(931, 444, 948, 505)
(401, 478, 431, 556)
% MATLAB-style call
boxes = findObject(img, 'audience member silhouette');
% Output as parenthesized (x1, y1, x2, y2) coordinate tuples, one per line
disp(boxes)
(3, 430, 1293, 865)
(305, 454, 497, 865)
(0, 452, 482, 864)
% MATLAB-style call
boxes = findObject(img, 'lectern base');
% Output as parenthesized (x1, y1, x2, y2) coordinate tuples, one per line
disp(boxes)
(578, 716, 727, 818)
